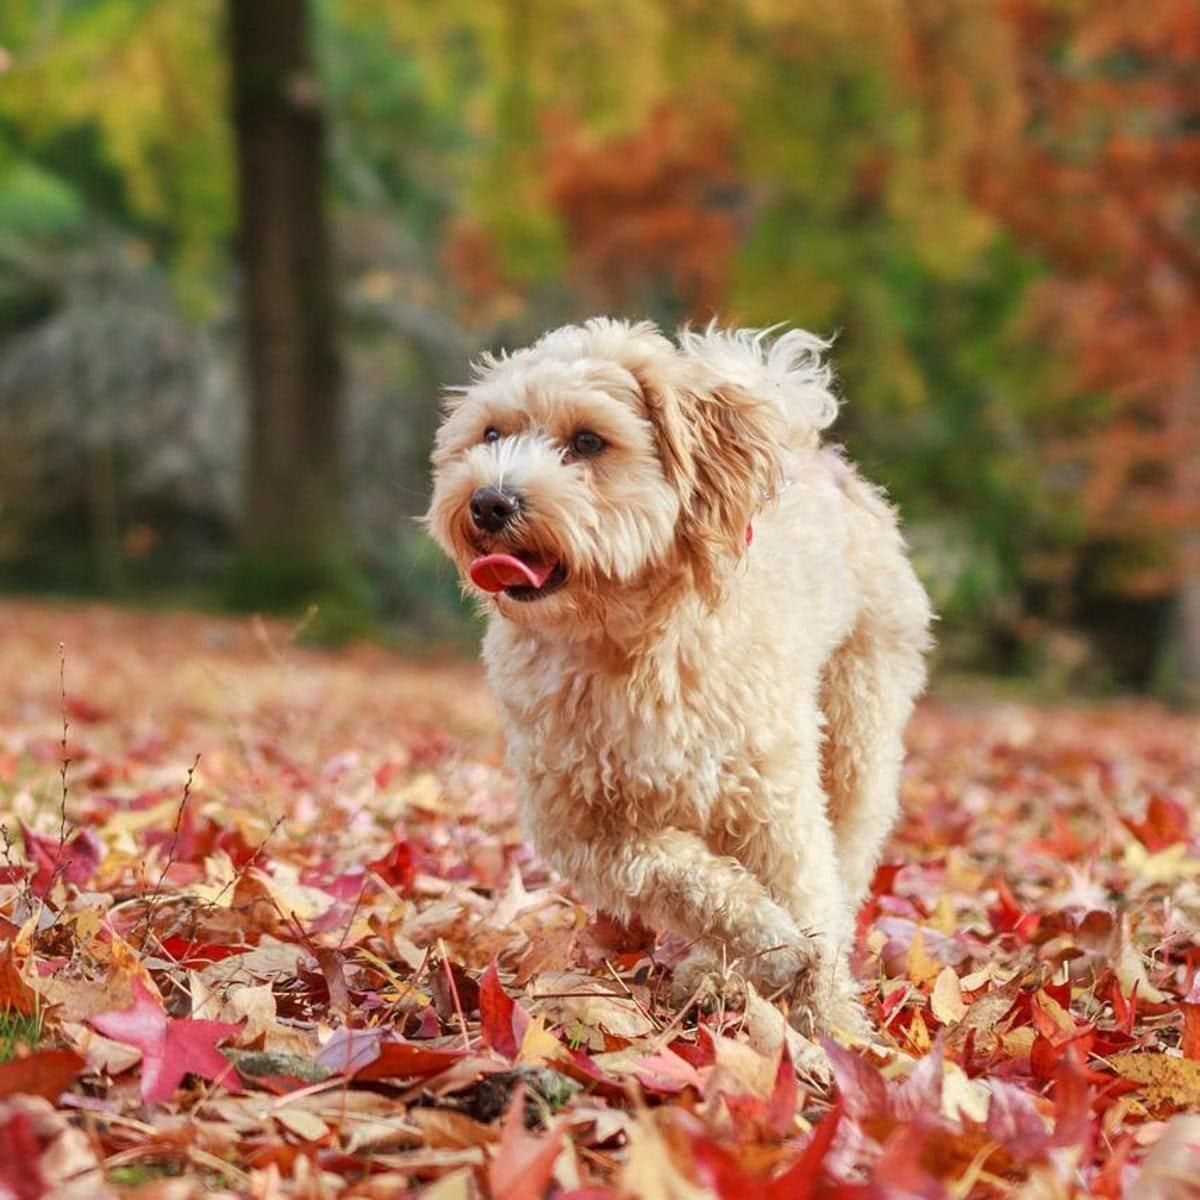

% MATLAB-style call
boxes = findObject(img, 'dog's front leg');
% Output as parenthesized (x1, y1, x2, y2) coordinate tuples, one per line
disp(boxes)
(553, 827, 815, 1000)
(738, 800, 873, 1040)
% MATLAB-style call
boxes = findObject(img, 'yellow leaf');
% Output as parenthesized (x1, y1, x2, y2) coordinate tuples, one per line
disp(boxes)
(274, 1108, 331, 1142)
(102, 797, 180, 836)
(531, 973, 655, 1040)
(1122, 843, 1200, 883)
(244, 865, 334, 922)
(189, 850, 239, 908)
(621, 1112, 712, 1200)
(1034, 989, 1076, 1037)
(711, 1035, 777, 1099)
(907, 1008, 931, 1053)
(71, 905, 104, 945)
(1001, 1027, 1036, 1059)
(906, 930, 942, 985)
(929, 895, 957, 936)
(518, 1013, 561, 1066)
(227, 982, 278, 1042)
(958, 965, 998, 992)
(1114, 920, 1168, 1004)
(1108, 1053, 1200, 1113)
(931, 967, 967, 1025)
(943, 1061, 989, 1124)
(418, 1169, 474, 1200)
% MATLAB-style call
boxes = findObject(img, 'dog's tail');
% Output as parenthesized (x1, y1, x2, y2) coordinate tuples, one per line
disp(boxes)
(677, 323, 839, 449)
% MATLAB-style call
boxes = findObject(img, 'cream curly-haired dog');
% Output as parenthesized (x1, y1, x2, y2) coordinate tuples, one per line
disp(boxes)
(427, 319, 932, 1035)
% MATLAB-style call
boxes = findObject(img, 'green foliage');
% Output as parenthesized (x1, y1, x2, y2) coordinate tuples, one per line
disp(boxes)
(224, 551, 377, 645)
(0, 0, 231, 311)
(0, 144, 84, 241)
(0, 1007, 41, 1063)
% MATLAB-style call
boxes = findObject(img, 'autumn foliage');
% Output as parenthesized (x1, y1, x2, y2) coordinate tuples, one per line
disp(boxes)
(544, 105, 740, 319)
(967, 0, 1200, 595)
(2, 603, 1199, 1197)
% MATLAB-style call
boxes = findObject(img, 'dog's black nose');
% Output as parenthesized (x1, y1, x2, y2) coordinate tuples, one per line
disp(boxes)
(470, 486, 519, 533)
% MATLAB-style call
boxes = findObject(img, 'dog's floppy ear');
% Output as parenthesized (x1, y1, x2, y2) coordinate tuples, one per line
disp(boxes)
(636, 362, 784, 601)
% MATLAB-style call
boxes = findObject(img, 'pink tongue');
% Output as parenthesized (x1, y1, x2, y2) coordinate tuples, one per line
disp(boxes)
(469, 554, 554, 593)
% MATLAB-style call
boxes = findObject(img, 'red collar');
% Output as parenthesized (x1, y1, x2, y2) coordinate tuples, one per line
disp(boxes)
(746, 523, 753, 547)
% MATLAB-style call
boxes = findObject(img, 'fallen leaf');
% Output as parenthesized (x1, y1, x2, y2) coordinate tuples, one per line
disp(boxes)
(1182, 975, 1200, 1061)
(930, 966, 967, 1025)
(19, 825, 102, 897)
(985, 1079, 1054, 1164)
(480, 960, 530, 1060)
(356, 1039, 468, 1082)
(1109, 1053, 1200, 1112)
(0, 1050, 84, 1102)
(274, 1106, 331, 1142)
(531, 973, 656, 1043)
(906, 929, 943, 984)
(88, 977, 244, 1103)
(0, 1094, 114, 1199)
(1129, 1113, 1200, 1198)
(408, 1107, 494, 1149)
(487, 1087, 565, 1200)
(0, 945, 38, 1018)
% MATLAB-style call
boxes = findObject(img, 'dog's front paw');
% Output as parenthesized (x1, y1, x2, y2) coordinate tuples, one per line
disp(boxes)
(669, 948, 748, 1013)
(787, 970, 875, 1041)
(739, 930, 818, 998)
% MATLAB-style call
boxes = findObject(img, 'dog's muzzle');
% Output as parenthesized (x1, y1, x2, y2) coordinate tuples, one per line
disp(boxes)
(470, 486, 519, 533)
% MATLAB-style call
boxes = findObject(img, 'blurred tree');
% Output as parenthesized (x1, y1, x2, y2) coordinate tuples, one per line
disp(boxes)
(0, 0, 231, 309)
(545, 104, 740, 323)
(967, 0, 1200, 695)
(227, 0, 354, 610)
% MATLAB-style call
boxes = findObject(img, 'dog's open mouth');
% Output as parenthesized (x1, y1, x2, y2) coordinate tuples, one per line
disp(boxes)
(469, 552, 567, 602)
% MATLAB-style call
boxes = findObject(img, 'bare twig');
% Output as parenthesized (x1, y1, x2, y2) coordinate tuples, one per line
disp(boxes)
(133, 753, 201, 945)
(438, 939, 473, 1052)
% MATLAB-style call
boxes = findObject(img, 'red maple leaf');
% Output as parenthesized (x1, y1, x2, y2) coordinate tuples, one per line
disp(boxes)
(1122, 793, 1191, 852)
(88, 978, 243, 1104)
(479, 959, 530, 1060)
(988, 878, 1041, 943)
(19, 823, 101, 897)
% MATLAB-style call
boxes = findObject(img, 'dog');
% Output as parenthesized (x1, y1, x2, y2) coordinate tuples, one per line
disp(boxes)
(426, 319, 932, 1035)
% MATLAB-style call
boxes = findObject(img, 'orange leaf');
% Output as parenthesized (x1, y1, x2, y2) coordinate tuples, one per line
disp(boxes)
(0, 1050, 84, 1101)
(1182, 975, 1200, 1061)
(487, 1087, 564, 1200)
(0, 945, 38, 1017)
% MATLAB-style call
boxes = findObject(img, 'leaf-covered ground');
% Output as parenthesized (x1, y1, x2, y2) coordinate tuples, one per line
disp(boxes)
(2, 601, 1199, 1199)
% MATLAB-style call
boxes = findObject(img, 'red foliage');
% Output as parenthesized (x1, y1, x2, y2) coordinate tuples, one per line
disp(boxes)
(971, 0, 1200, 595)
(545, 104, 741, 318)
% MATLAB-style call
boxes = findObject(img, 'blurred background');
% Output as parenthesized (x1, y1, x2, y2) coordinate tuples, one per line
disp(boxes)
(0, 0, 1195, 698)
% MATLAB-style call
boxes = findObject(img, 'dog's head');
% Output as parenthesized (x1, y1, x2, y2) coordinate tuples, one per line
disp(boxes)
(426, 319, 836, 628)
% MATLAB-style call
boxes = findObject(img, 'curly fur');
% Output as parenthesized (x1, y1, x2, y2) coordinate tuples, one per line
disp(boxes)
(426, 318, 933, 1035)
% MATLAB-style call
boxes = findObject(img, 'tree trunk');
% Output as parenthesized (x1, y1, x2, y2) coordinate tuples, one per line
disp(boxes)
(227, 0, 346, 568)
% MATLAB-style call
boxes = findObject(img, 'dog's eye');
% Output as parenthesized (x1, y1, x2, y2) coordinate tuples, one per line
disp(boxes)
(483, 427, 501, 444)
(569, 430, 606, 458)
